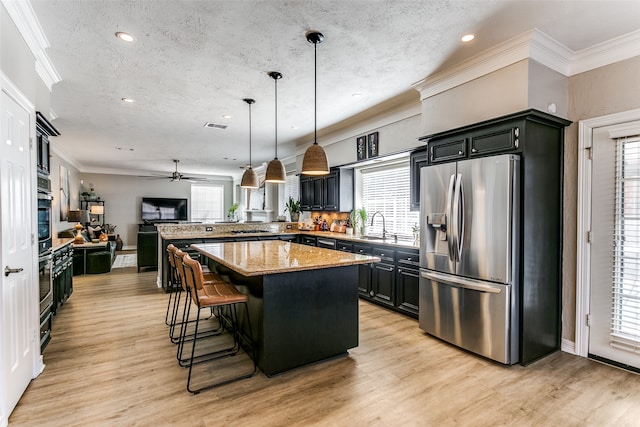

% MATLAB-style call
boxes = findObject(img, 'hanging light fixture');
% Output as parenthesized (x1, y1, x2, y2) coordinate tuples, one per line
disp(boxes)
(264, 71, 286, 183)
(301, 30, 329, 176)
(240, 98, 259, 189)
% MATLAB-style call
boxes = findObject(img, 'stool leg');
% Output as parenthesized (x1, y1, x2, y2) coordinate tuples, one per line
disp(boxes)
(186, 302, 257, 394)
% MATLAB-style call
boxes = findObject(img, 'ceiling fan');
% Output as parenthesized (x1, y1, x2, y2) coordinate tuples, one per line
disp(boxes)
(145, 159, 209, 182)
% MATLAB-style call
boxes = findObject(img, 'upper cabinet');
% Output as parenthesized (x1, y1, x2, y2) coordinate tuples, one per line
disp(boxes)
(409, 148, 427, 211)
(35, 112, 60, 176)
(299, 168, 354, 212)
(411, 109, 570, 211)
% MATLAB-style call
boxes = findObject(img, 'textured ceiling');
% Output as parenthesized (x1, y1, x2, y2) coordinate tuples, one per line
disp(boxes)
(29, 0, 640, 179)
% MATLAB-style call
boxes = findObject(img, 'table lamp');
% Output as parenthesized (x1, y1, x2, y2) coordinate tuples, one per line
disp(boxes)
(90, 205, 104, 225)
(68, 209, 89, 244)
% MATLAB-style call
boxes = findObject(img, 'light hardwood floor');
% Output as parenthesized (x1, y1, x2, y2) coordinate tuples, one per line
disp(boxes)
(9, 267, 640, 426)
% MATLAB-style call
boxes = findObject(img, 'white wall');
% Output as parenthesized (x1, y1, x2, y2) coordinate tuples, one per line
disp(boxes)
(76, 173, 233, 248)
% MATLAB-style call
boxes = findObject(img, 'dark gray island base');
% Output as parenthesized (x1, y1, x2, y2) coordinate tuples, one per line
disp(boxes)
(191, 241, 377, 376)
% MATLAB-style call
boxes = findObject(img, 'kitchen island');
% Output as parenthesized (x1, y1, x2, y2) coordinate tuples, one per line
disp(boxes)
(190, 240, 379, 376)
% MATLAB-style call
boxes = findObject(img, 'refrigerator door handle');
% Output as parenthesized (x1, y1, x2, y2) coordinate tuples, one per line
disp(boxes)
(420, 270, 503, 294)
(456, 173, 465, 261)
(451, 173, 463, 261)
(446, 174, 456, 261)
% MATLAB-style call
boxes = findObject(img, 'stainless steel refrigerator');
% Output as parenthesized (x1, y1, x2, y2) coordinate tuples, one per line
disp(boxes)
(419, 154, 520, 364)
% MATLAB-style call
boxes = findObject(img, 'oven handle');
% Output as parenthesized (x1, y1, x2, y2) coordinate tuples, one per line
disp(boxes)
(38, 192, 53, 200)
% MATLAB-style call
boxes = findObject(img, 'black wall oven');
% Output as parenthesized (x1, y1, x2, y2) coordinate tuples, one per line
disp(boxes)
(37, 173, 52, 255)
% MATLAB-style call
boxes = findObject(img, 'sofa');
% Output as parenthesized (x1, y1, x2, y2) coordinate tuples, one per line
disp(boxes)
(59, 229, 116, 274)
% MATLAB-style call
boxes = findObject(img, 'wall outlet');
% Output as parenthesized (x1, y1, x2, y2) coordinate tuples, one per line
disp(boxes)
(206, 227, 213, 232)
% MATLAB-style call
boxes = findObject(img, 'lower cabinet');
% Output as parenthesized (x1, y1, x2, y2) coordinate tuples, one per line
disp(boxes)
(370, 247, 396, 309)
(341, 239, 419, 319)
(52, 244, 73, 314)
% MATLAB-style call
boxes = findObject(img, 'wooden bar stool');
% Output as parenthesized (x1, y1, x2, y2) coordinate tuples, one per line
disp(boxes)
(181, 255, 256, 394)
(171, 249, 225, 347)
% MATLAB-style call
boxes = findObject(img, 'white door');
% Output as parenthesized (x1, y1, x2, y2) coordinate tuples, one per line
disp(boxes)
(589, 120, 640, 370)
(0, 89, 36, 419)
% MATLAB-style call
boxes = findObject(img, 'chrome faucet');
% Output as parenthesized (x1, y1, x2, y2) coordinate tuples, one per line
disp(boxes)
(370, 211, 387, 240)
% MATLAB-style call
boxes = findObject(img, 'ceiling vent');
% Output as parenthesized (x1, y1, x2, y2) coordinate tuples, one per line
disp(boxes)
(203, 122, 228, 129)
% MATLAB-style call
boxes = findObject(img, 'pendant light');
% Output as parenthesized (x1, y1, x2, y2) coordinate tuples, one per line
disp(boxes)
(301, 30, 329, 176)
(240, 98, 259, 189)
(265, 71, 286, 183)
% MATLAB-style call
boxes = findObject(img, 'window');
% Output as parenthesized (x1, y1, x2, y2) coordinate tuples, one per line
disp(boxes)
(360, 161, 419, 240)
(284, 174, 299, 203)
(190, 184, 224, 222)
(612, 135, 640, 350)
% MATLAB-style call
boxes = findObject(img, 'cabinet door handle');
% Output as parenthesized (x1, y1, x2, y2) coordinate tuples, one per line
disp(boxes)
(398, 268, 402, 273)
(378, 265, 394, 272)
(471, 148, 477, 153)
(458, 150, 463, 155)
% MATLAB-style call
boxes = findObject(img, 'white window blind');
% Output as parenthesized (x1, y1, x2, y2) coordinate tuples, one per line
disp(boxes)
(285, 174, 299, 203)
(361, 161, 419, 240)
(190, 184, 224, 222)
(612, 135, 640, 352)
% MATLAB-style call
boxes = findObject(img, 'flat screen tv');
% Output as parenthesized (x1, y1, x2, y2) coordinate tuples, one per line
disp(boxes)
(141, 197, 188, 221)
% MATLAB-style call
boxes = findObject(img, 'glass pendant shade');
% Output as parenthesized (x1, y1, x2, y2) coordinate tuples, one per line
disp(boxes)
(301, 30, 329, 176)
(240, 98, 259, 189)
(265, 71, 286, 183)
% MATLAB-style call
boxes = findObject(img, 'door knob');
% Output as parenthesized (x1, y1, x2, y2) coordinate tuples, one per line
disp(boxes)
(4, 266, 24, 277)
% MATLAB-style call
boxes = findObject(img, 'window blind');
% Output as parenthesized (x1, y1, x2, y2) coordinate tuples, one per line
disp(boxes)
(361, 162, 419, 240)
(190, 184, 224, 222)
(612, 135, 640, 353)
(285, 174, 299, 203)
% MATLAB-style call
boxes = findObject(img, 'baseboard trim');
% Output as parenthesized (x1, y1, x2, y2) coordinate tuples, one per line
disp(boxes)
(561, 338, 577, 355)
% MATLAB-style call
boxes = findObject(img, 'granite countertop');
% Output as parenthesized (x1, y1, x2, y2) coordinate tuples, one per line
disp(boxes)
(190, 241, 380, 276)
(160, 230, 419, 249)
(52, 237, 74, 251)
(297, 231, 419, 249)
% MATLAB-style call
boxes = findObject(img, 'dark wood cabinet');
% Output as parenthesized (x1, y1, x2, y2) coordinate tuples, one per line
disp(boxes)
(35, 111, 60, 175)
(428, 136, 466, 163)
(395, 250, 419, 318)
(299, 177, 313, 211)
(410, 148, 428, 211)
(469, 123, 519, 156)
(298, 235, 316, 246)
(52, 244, 73, 314)
(353, 244, 373, 298)
(299, 168, 353, 212)
(311, 177, 324, 210)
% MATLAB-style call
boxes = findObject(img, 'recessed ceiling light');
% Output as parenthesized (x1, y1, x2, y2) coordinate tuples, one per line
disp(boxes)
(121, 98, 135, 103)
(461, 33, 475, 42)
(222, 115, 232, 119)
(291, 126, 300, 130)
(115, 32, 135, 42)
(352, 93, 363, 98)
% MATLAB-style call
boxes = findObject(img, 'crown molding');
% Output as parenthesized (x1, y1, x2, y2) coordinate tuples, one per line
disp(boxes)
(413, 28, 640, 100)
(2, 0, 61, 90)
(569, 29, 640, 76)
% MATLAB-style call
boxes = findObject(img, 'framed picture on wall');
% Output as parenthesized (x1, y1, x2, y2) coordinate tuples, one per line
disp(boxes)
(367, 132, 379, 158)
(59, 165, 70, 220)
(356, 135, 367, 161)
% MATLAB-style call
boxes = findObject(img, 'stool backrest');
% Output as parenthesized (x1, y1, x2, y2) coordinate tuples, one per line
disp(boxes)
(182, 254, 205, 305)
(166, 244, 179, 283)
(174, 249, 190, 291)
